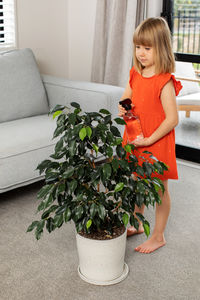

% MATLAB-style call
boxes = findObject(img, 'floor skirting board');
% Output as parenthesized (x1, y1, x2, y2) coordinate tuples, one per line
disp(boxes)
(176, 144, 200, 164)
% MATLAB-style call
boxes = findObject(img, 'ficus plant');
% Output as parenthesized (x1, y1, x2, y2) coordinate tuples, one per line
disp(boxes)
(27, 102, 168, 240)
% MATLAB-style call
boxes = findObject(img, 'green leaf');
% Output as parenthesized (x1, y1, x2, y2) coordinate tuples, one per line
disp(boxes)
(86, 126, 92, 138)
(114, 182, 124, 192)
(76, 222, 83, 233)
(114, 117, 126, 125)
(103, 164, 112, 180)
(50, 104, 65, 114)
(68, 179, 77, 194)
(55, 205, 67, 215)
(112, 158, 119, 172)
(116, 145, 126, 159)
(46, 218, 54, 233)
(122, 213, 129, 227)
(27, 221, 39, 232)
(143, 151, 152, 154)
(119, 160, 129, 171)
(64, 207, 72, 222)
(153, 162, 164, 174)
(92, 144, 99, 154)
(37, 184, 53, 199)
(35, 220, 45, 240)
(99, 109, 110, 115)
(63, 166, 74, 178)
(98, 205, 106, 220)
(36, 159, 51, 174)
(110, 126, 121, 137)
(74, 206, 84, 221)
(136, 193, 144, 207)
(35, 229, 43, 240)
(68, 113, 76, 125)
(74, 108, 82, 114)
(136, 165, 145, 177)
(53, 110, 62, 119)
(129, 155, 138, 163)
(136, 181, 146, 194)
(143, 221, 150, 237)
(90, 203, 98, 218)
(105, 146, 113, 158)
(86, 219, 92, 230)
(53, 125, 65, 138)
(44, 194, 54, 209)
(115, 137, 123, 145)
(129, 215, 139, 230)
(68, 139, 76, 156)
(54, 214, 63, 227)
(37, 220, 45, 231)
(57, 183, 65, 195)
(124, 144, 132, 153)
(55, 138, 64, 153)
(79, 128, 87, 141)
(143, 162, 153, 177)
(149, 191, 156, 203)
(136, 213, 145, 222)
(71, 102, 80, 109)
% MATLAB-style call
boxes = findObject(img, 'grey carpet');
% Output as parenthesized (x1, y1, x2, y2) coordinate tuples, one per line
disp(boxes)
(0, 161, 200, 300)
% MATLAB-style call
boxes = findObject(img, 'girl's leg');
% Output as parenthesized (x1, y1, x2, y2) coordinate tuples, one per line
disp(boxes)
(135, 180, 170, 253)
(127, 204, 145, 236)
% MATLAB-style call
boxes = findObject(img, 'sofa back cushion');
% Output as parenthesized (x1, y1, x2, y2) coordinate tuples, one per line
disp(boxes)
(175, 61, 200, 97)
(0, 48, 49, 122)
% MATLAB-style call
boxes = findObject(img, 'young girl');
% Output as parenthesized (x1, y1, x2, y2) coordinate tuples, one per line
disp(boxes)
(118, 17, 182, 254)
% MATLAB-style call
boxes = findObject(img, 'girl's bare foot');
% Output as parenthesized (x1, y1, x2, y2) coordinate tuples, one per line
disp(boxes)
(134, 234, 166, 253)
(127, 223, 144, 237)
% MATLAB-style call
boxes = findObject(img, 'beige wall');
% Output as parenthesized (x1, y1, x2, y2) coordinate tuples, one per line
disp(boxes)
(16, 0, 68, 78)
(16, 0, 97, 81)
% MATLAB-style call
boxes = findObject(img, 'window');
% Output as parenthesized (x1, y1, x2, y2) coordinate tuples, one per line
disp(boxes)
(0, 0, 16, 49)
(162, 0, 200, 163)
(162, 0, 200, 64)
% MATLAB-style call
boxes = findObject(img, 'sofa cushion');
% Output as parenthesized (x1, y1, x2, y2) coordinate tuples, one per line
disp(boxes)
(0, 115, 57, 192)
(0, 48, 49, 122)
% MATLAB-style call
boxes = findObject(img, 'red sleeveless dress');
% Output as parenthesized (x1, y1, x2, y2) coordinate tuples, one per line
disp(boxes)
(122, 67, 182, 180)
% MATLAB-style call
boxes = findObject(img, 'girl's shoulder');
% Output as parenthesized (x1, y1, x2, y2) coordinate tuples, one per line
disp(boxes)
(157, 73, 183, 96)
(129, 66, 140, 88)
(129, 66, 138, 77)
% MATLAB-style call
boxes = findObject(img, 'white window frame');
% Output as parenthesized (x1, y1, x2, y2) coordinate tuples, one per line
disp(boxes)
(0, 0, 16, 50)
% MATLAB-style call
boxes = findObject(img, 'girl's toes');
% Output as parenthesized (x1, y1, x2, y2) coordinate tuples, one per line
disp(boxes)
(135, 247, 140, 252)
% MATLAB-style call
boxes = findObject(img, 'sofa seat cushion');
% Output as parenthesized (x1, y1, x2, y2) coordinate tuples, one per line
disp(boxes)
(0, 115, 57, 192)
(177, 92, 200, 105)
(0, 48, 49, 123)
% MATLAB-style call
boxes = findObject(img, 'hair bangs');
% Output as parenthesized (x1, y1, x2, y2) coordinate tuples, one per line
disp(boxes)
(133, 27, 154, 47)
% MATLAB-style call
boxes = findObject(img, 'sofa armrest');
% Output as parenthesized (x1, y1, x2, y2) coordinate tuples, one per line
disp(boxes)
(42, 75, 124, 120)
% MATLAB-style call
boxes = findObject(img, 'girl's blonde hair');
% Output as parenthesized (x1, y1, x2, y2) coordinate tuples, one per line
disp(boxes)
(133, 17, 175, 74)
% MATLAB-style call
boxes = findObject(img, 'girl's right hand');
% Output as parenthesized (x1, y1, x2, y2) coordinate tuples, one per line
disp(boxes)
(118, 104, 126, 117)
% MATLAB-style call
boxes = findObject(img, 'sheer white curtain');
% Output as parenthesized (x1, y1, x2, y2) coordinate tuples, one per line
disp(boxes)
(91, 0, 148, 87)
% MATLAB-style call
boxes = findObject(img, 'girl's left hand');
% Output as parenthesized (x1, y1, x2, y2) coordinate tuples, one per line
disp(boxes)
(133, 137, 152, 147)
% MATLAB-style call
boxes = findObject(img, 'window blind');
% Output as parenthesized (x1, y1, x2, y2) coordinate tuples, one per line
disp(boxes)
(0, 0, 15, 48)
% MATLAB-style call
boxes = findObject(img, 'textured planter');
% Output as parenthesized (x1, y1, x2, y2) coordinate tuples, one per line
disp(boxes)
(76, 229, 129, 285)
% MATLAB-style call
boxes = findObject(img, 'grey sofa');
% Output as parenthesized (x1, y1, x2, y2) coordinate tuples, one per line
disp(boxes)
(0, 48, 123, 193)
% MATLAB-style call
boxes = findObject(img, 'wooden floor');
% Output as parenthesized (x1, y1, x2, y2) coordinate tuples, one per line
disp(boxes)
(175, 111, 200, 150)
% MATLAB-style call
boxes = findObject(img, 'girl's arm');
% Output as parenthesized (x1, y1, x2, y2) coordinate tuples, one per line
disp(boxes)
(134, 79, 179, 147)
(118, 81, 133, 116)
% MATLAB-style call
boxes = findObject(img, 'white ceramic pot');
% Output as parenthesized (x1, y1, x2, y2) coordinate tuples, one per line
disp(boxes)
(76, 229, 129, 285)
